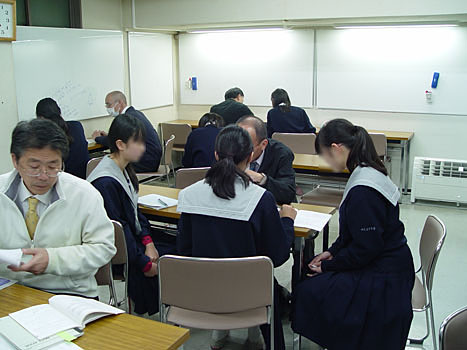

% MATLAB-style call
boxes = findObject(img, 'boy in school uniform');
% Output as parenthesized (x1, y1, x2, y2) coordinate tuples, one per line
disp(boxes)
(237, 115, 296, 205)
(182, 112, 224, 168)
(266, 88, 316, 138)
(92, 91, 163, 173)
(0, 119, 116, 298)
(210, 87, 253, 125)
(178, 125, 296, 350)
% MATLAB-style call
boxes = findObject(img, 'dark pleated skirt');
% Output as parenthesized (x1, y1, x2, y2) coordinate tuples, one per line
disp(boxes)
(292, 266, 414, 350)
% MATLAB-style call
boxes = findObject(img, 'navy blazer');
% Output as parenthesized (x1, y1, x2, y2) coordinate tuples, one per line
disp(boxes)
(267, 106, 316, 138)
(65, 121, 89, 179)
(96, 107, 162, 172)
(210, 99, 253, 125)
(182, 125, 220, 168)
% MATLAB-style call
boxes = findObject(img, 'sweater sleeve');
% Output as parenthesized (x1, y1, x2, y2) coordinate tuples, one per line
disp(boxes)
(321, 186, 387, 272)
(45, 187, 116, 276)
(92, 178, 150, 271)
(302, 110, 316, 134)
(252, 192, 294, 267)
(95, 135, 110, 148)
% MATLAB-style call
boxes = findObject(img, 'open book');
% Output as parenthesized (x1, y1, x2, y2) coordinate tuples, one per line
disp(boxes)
(9, 295, 124, 340)
(138, 194, 178, 209)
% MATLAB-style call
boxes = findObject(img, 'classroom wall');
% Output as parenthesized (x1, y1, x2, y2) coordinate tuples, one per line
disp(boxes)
(0, 44, 19, 173)
(177, 104, 467, 188)
(134, 0, 467, 27)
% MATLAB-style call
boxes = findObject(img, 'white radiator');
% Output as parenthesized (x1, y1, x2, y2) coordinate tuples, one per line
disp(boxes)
(411, 157, 467, 205)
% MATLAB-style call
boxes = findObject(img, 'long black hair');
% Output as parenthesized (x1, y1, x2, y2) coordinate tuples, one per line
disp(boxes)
(315, 118, 387, 175)
(271, 88, 291, 113)
(108, 114, 146, 191)
(205, 125, 253, 199)
(36, 98, 73, 144)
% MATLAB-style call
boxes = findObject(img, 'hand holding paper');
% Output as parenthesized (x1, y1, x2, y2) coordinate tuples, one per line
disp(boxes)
(8, 248, 49, 275)
(0, 249, 22, 268)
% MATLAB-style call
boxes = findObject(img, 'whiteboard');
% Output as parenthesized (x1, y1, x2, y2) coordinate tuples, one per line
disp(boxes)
(128, 32, 174, 110)
(13, 26, 125, 121)
(179, 29, 314, 107)
(316, 27, 467, 115)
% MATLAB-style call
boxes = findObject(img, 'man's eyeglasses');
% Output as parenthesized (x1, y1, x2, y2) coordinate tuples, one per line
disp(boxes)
(20, 164, 64, 178)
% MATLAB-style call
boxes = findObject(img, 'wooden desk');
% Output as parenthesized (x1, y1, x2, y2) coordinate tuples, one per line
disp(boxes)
(166, 119, 199, 129)
(293, 154, 350, 174)
(88, 141, 106, 153)
(0, 284, 189, 350)
(138, 185, 337, 239)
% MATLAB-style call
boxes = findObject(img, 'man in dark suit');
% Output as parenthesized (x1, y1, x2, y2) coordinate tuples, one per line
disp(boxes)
(237, 115, 296, 205)
(210, 87, 253, 125)
(92, 91, 162, 173)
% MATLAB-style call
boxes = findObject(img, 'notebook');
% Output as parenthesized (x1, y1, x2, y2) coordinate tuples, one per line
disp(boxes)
(0, 249, 22, 267)
(0, 277, 16, 291)
(8, 295, 124, 340)
(138, 194, 178, 209)
(0, 316, 82, 350)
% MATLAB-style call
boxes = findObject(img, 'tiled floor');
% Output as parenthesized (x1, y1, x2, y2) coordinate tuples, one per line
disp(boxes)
(100, 178, 467, 350)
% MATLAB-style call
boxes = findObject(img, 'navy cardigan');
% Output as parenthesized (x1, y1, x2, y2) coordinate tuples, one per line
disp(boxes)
(65, 121, 89, 179)
(267, 106, 316, 138)
(182, 124, 220, 168)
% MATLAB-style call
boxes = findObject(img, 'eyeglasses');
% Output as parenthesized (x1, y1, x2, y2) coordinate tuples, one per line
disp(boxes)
(20, 164, 63, 178)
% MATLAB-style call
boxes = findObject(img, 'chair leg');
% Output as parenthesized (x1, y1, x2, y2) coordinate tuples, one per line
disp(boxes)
(408, 308, 430, 345)
(292, 333, 301, 350)
(429, 295, 438, 350)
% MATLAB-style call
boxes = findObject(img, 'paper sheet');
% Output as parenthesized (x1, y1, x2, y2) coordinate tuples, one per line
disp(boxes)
(138, 194, 178, 209)
(0, 249, 22, 267)
(294, 210, 332, 232)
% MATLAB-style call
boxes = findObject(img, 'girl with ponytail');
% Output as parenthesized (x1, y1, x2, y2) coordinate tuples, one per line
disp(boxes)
(177, 125, 297, 350)
(87, 114, 175, 316)
(36, 97, 89, 179)
(292, 119, 415, 350)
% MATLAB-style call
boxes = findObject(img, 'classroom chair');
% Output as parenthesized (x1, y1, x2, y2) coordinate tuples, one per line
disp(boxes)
(271, 133, 316, 155)
(160, 123, 192, 152)
(439, 306, 467, 350)
(137, 135, 175, 186)
(86, 156, 104, 178)
(110, 220, 131, 314)
(158, 255, 275, 350)
(175, 167, 210, 189)
(409, 215, 447, 350)
(95, 261, 117, 307)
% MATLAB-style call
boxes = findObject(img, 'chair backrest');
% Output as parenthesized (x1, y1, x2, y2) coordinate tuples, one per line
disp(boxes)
(162, 134, 176, 166)
(272, 132, 316, 155)
(175, 167, 210, 189)
(160, 123, 192, 147)
(440, 306, 467, 350)
(369, 133, 387, 158)
(419, 215, 447, 291)
(95, 262, 113, 286)
(111, 220, 128, 266)
(158, 255, 274, 314)
(86, 156, 104, 178)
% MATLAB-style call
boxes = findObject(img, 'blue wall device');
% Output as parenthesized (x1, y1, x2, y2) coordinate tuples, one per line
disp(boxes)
(431, 72, 440, 89)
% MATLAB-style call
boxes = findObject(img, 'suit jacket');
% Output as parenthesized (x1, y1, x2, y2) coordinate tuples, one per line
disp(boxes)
(258, 139, 296, 204)
(210, 99, 253, 125)
(96, 107, 162, 172)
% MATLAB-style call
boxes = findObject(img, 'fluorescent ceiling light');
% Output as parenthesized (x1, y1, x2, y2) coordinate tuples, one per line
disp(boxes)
(335, 23, 459, 29)
(187, 27, 285, 34)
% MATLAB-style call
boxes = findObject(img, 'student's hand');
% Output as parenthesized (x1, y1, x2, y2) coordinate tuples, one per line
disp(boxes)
(143, 262, 158, 277)
(279, 205, 297, 220)
(145, 243, 159, 263)
(91, 130, 101, 139)
(245, 170, 265, 184)
(307, 261, 322, 276)
(8, 248, 49, 275)
(100, 131, 108, 137)
(309, 251, 333, 267)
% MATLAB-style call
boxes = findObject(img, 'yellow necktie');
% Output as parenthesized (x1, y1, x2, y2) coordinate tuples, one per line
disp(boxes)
(25, 197, 39, 240)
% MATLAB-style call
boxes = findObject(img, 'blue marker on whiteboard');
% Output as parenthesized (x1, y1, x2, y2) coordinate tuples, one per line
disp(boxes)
(191, 77, 198, 90)
(431, 72, 440, 89)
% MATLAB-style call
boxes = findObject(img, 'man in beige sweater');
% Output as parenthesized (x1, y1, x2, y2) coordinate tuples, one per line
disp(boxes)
(0, 118, 116, 298)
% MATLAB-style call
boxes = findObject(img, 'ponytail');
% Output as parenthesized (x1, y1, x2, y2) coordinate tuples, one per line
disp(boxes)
(271, 88, 291, 113)
(205, 126, 253, 199)
(315, 119, 387, 176)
